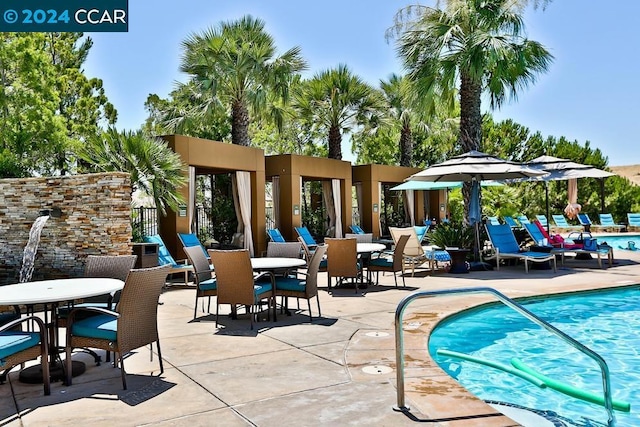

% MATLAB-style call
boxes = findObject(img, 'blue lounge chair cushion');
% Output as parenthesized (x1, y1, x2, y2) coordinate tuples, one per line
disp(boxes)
(178, 233, 209, 259)
(428, 251, 452, 262)
(503, 216, 520, 228)
(295, 227, 317, 246)
(254, 282, 272, 298)
(267, 228, 286, 242)
(274, 277, 306, 292)
(199, 278, 217, 291)
(144, 234, 180, 268)
(71, 314, 117, 342)
(350, 225, 365, 234)
(628, 213, 640, 227)
(0, 331, 41, 363)
(578, 213, 592, 226)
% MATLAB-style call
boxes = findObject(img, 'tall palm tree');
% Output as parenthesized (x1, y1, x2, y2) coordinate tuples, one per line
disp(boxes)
(391, 0, 552, 218)
(293, 64, 384, 160)
(179, 15, 307, 146)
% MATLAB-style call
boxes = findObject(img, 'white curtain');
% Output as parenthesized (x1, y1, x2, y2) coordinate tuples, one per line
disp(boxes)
(188, 166, 196, 233)
(564, 178, 582, 219)
(332, 179, 342, 238)
(322, 181, 335, 236)
(355, 182, 363, 227)
(272, 176, 280, 229)
(236, 171, 255, 256)
(405, 189, 415, 226)
(378, 182, 383, 237)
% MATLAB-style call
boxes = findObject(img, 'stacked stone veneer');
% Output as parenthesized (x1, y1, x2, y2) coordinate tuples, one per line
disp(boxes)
(0, 172, 132, 285)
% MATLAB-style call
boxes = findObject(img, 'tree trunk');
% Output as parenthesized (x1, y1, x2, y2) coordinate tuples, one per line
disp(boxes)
(231, 100, 251, 146)
(399, 124, 413, 167)
(328, 124, 342, 160)
(458, 73, 483, 223)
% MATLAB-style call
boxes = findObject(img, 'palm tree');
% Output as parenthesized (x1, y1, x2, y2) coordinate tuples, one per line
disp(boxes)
(390, 0, 552, 217)
(79, 128, 187, 216)
(293, 64, 384, 160)
(179, 15, 307, 146)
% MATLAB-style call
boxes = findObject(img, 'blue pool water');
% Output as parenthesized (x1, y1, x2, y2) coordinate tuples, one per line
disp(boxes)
(593, 234, 640, 251)
(428, 287, 640, 426)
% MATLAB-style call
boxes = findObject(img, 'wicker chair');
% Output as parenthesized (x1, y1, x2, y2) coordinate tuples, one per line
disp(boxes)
(325, 238, 361, 293)
(368, 234, 409, 287)
(274, 244, 327, 321)
(184, 246, 217, 320)
(266, 241, 303, 280)
(65, 265, 170, 389)
(299, 236, 327, 272)
(208, 249, 275, 330)
(344, 233, 373, 243)
(0, 316, 50, 395)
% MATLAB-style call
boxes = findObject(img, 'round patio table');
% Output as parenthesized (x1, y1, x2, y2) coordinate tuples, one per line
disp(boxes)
(250, 257, 307, 271)
(0, 277, 125, 383)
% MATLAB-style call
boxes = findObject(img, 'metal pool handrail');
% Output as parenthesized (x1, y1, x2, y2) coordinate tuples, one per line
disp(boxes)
(393, 287, 616, 427)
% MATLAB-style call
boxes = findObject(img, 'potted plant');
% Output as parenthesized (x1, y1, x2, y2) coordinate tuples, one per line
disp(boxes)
(427, 222, 475, 273)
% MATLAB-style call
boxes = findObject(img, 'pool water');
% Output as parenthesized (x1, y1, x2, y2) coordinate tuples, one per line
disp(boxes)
(428, 287, 640, 426)
(593, 234, 640, 251)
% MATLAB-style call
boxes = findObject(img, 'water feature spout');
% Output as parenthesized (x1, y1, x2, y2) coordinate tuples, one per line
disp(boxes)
(39, 207, 62, 218)
(19, 215, 50, 283)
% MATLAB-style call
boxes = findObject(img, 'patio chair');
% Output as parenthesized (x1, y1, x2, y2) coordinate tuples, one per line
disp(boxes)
(487, 216, 501, 226)
(0, 315, 50, 395)
(349, 225, 365, 234)
(266, 228, 286, 243)
(273, 244, 328, 321)
(345, 233, 373, 243)
(294, 226, 318, 249)
(535, 215, 549, 228)
(414, 225, 430, 243)
(516, 215, 531, 225)
(628, 213, 640, 232)
(368, 234, 409, 287)
(484, 223, 557, 273)
(65, 265, 170, 389)
(503, 216, 521, 229)
(184, 246, 217, 320)
(325, 238, 361, 293)
(208, 249, 275, 330)
(551, 214, 582, 232)
(389, 227, 428, 276)
(577, 213, 599, 232)
(177, 232, 210, 259)
(144, 234, 193, 285)
(598, 213, 625, 232)
(298, 236, 327, 271)
(532, 220, 582, 250)
(266, 241, 304, 279)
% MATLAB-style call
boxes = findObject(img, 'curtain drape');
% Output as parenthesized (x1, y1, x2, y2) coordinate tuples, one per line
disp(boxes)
(332, 179, 342, 238)
(564, 178, 582, 219)
(188, 166, 196, 233)
(236, 171, 254, 256)
(322, 181, 335, 237)
(272, 176, 280, 229)
(378, 182, 383, 237)
(405, 189, 415, 226)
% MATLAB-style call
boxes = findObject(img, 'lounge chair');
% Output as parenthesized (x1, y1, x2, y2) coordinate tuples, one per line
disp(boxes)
(598, 213, 625, 232)
(535, 215, 548, 228)
(551, 214, 582, 232)
(487, 216, 501, 226)
(503, 216, 521, 229)
(294, 226, 318, 249)
(532, 220, 582, 250)
(516, 215, 531, 225)
(628, 213, 640, 232)
(266, 228, 286, 242)
(389, 227, 429, 275)
(177, 232, 210, 259)
(537, 222, 613, 269)
(144, 234, 193, 285)
(484, 223, 557, 273)
(349, 225, 365, 234)
(577, 213, 600, 232)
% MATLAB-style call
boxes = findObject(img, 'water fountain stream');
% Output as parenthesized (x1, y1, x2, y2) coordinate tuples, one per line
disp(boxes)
(19, 215, 50, 283)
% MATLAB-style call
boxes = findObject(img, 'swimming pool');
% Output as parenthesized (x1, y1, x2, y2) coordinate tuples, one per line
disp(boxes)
(592, 233, 640, 251)
(428, 287, 640, 426)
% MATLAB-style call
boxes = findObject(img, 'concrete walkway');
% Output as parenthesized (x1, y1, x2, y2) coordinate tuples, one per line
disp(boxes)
(3, 249, 640, 427)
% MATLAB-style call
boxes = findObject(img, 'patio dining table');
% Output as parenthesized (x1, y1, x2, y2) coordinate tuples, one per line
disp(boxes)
(0, 277, 124, 383)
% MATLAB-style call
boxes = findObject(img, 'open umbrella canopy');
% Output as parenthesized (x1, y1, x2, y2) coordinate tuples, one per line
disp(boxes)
(524, 155, 614, 181)
(408, 151, 548, 182)
(390, 180, 502, 191)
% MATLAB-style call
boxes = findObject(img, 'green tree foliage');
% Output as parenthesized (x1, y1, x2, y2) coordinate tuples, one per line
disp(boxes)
(79, 128, 187, 216)
(179, 15, 307, 146)
(292, 64, 384, 160)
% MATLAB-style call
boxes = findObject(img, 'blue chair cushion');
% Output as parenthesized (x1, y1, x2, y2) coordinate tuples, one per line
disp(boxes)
(267, 229, 286, 242)
(0, 311, 19, 326)
(144, 234, 179, 268)
(369, 258, 393, 268)
(71, 313, 118, 341)
(178, 233, 209, 259)
(274, 277, 306, 292)
(427, 251, 451, 262)
(254, 283, 272, 299)
(319, 259, 327, 268)
(199, 278, 217, 291)
(0, 331, 40, 363)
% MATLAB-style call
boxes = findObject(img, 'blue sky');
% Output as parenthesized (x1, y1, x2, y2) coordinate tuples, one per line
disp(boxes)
(84, 1, 640, 166)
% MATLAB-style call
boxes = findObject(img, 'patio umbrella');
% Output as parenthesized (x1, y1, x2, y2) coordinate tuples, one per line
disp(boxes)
(407, 151, 547, 260)
(523, 156, 615, 231)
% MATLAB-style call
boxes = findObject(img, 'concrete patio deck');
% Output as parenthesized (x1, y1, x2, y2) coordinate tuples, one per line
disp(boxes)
(3, 249, 640, 427)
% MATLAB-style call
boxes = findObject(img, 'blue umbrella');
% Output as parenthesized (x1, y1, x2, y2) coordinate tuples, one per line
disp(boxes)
(469, 180, 481, 225)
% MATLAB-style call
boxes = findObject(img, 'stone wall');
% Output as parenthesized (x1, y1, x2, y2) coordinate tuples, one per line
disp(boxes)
(0, 172, 132, 284)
